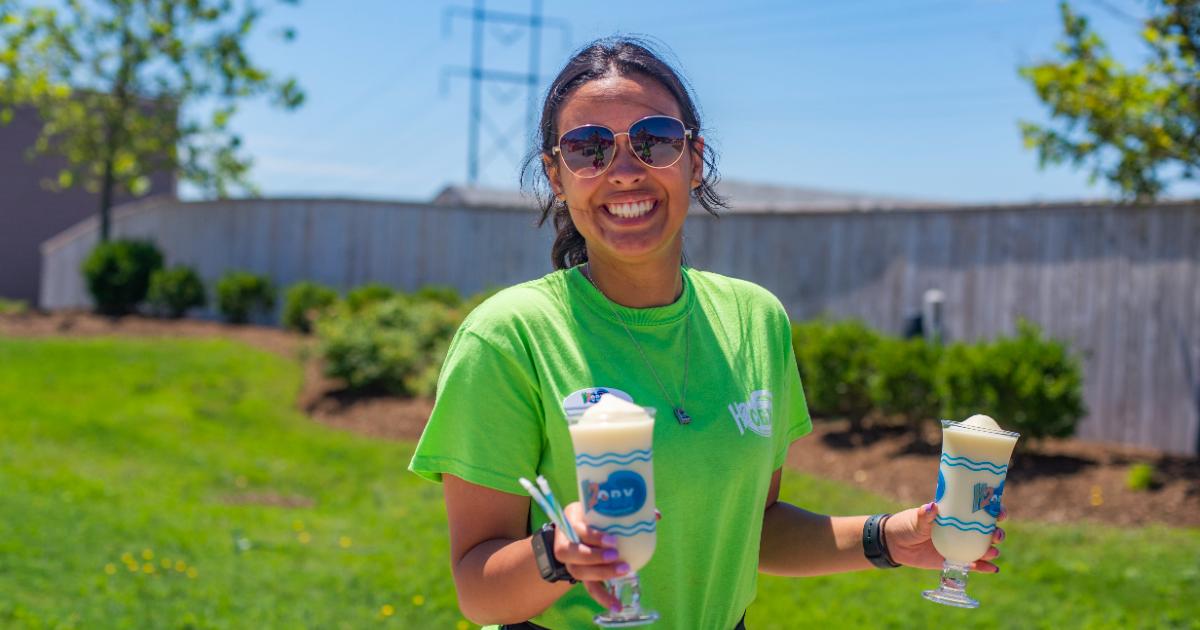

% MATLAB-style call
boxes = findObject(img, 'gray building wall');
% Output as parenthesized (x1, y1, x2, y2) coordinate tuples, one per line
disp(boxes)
(39, 197, 1200, 455)
(0, 105, 174, 303)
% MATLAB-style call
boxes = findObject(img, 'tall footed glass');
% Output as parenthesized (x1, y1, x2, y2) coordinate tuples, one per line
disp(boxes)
(567, 397, 658, 628)
(923, 416, 1019, 608)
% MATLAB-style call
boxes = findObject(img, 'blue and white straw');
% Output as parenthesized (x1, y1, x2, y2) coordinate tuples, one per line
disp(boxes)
(518, 477, 579, 544)
(536, 475, 579, 543)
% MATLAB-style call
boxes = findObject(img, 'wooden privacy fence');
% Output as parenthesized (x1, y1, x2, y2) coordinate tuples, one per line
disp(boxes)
(40, 197, 1200, 455)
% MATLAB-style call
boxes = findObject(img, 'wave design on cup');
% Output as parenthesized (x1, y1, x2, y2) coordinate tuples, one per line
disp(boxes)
(591, 519, 658, 537)
(940, 454, 1008, 475)
(575, 449, 653, 468)
(934, 515, 997, 534)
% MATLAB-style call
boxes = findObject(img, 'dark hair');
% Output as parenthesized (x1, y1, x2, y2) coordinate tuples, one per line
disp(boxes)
(521, 36, 727, 270)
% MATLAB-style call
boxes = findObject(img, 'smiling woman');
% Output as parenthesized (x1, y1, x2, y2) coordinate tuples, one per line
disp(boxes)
(408, 36, 1004, 630)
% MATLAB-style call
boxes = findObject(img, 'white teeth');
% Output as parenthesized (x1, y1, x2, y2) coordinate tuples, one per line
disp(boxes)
(605, 200, 655, 218)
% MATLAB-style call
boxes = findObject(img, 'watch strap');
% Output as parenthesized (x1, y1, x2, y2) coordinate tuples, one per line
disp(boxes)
(531, 523, 577, 583)
(863, 513, 901, 569)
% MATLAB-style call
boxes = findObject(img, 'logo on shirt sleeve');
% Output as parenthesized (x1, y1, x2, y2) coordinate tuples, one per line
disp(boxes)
(728, 389, 773, 437)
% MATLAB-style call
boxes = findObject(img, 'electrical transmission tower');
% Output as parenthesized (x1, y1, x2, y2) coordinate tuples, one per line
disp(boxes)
(443, 0, 570, 185)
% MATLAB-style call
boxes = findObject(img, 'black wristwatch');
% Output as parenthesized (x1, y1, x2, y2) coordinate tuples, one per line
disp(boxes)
(531, 523, 576, 584)
(863, 513, 902, 569)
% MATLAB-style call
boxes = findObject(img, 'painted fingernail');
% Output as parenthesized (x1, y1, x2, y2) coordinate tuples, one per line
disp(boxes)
(601, 535, 617, 547)
(602, 549, 618, 562)
(611, 604, 622, 612)
(994, 565, 1001, 574)
(616, 562, 630, 575)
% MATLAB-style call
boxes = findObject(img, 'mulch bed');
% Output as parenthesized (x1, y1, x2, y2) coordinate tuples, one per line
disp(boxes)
(4, 311, 1198, 527)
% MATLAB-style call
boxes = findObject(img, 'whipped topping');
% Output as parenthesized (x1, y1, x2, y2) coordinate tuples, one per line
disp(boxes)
(960, 414, 1001, 431)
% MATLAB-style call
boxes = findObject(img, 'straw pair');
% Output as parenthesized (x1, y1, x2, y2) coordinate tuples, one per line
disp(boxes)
(519, 475, 580, 544)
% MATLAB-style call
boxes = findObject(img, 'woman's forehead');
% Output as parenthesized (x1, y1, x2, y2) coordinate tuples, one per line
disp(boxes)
(557, 74, 683, 131)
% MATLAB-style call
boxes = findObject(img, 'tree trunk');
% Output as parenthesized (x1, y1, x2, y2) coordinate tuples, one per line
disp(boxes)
(99, 154, 115, 242)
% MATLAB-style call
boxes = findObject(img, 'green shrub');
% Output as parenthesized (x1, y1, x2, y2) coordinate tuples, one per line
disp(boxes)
(0, 298, 29, 315)
(411, 284, 462, 307)
(315, 297, 461, 397)
(937, 320, 1086, 442)
(1126, 463, 1157, 492)
(215, 271, 276, 324)
(146, 266, 206, 318)
(345, 283, 396, 312)
(80, 239, 164, 315)
(282, 281, 339, 333)
(869, 337, 942, 427)
(792, 318, 880, 426)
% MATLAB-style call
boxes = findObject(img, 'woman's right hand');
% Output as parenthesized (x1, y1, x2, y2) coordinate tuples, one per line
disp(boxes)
(555, 501, 628, 611)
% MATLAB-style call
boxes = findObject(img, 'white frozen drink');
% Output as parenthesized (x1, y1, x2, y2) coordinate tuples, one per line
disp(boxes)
(923, 414, 1019, 608)
(568, 394, 657, 572)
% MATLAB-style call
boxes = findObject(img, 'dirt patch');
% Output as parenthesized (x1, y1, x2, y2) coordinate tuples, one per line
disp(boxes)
(5, 311, 1198, 528)
(221, 491, 316, 509)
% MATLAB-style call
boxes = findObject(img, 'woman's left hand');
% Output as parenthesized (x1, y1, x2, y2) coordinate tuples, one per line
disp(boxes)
(883, 502, 1006, 573)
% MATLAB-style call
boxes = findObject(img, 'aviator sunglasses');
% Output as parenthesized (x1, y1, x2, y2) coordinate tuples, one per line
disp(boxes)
(552, 115, 694, 178)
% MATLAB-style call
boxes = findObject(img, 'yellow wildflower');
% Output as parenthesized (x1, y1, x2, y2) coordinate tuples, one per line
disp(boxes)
(142, 563, 155, 574)
(175, 560, 187, 572)
(297, 531, 311, 544)
(104, 563, 116, 575)
(380, 604, 395, 617)
(186, 568, 198, 578)
(338, 536, 352, 549)
(292, 520, 305, 532)
(120, 552, 134, 564)
(457, 621, 470, 630)
(412, 594, 425, 606)
(141, 549, 154, 560)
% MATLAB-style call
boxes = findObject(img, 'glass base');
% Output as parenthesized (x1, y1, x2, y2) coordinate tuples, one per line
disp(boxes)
(593, 611, 660, 628)
(594, 575, 658, 628)
(921, 561, 980, 609)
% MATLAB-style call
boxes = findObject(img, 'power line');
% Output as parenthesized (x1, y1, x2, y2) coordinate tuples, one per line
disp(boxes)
(442, 0, 569, 184)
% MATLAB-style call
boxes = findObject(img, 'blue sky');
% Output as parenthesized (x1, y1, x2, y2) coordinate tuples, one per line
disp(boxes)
(206, 0, 1200, 204)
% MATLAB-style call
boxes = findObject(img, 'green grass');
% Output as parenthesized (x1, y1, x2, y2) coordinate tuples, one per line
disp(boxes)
(0, 337, 1197, 629)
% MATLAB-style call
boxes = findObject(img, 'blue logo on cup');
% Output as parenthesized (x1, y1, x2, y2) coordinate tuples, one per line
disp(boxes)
(583, 470, 647, 517)
(972, 480, 1005, 517)
(935, 470, 945, 503)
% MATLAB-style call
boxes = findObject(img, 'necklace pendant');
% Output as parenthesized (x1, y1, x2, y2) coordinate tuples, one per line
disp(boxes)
(674, 407, 691, 425)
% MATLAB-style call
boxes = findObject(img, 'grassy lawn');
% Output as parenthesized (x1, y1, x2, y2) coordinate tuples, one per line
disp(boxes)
(0, 337, 1197, 629)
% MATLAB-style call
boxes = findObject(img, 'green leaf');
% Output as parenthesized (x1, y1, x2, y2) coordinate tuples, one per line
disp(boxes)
(56, 169, 73, 188)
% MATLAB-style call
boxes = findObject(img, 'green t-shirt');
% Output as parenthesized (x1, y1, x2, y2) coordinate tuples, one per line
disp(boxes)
(409, 265, 812, 630)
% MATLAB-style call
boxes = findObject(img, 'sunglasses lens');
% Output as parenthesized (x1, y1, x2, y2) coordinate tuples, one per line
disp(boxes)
(559, 125, 616, 177)
(628, 117, 687, 168)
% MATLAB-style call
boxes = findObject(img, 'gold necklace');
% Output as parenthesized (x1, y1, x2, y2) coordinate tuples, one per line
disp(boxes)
(583, 264, 692, 425)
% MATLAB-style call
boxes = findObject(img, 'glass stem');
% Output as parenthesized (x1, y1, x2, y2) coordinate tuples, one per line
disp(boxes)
(939, 561, 972, 594)
(608, 574, 643, 613)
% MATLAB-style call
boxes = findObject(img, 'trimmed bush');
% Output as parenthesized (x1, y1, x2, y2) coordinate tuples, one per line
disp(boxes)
(215, 271, 276, 324)
(81, 239, 164, 315)
(411, 284, 461, 307)
(146, 266, 207, 319)
(1126, 463, 1157, 492)
(869, 337, 942, 427)
(283, 281, 339, 333)
(346, 283, 397, 312)
(937, 320, 1086, 442)
(315, 297, 461, 397)
(792, 318, 880, 426)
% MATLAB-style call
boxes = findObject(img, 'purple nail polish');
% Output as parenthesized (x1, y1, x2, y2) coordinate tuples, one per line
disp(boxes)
(601, 535, 618, 547)
(616, 562, 630, 575)
(602, 549, 618, 562)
